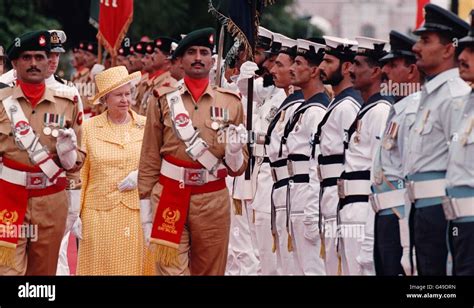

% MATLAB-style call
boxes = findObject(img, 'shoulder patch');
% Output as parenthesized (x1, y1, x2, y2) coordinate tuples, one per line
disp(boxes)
(448, 78, 471, 98)
(214, 86, 241, 99)
(53, 88, 76, 102)
(153, 85, 177, 98)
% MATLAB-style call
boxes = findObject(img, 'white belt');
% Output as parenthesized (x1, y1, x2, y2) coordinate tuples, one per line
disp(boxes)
(338, 179, 371, 198)
(0, 165, 64, 189)
(442, 197, 474, 220)
(318, 163, 343, 181)
(288, 160, 309, 176)
(271, 165, 289, 182)
(406, 179, 446, 202)
(370, 189, 406, 213)
(253, 143, 265, 157)
(160, 159, 226, 186)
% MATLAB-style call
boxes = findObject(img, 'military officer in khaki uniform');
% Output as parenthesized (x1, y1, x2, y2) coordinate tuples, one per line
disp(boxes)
(138, 28, 248, 275)
(137, 37, 177, 116)
(72, 41, 98, 118)
(0, 31, 85, 275)
(132, 42, 154, 113)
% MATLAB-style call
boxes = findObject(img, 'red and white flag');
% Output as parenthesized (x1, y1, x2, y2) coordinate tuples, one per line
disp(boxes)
(97, 0, 134, 57)
(416, 0, 431, 29)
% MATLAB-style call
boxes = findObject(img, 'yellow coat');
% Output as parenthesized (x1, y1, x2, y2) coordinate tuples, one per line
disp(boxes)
(78, 110, 155, 275)
(80, 110, 146, 211)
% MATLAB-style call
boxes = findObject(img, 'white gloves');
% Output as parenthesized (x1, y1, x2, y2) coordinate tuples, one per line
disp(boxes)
(118, 170, 138, 192)
(56, 128, 78, 170)
(236, 61, 259, 96)
(356, 236, 375, 275)
(303, 221, 319, 244)
(225, 124, 247, 172)
(65, 189, 81, 235)
(140, 199, 153, 246)
(71, 217, 83, 240)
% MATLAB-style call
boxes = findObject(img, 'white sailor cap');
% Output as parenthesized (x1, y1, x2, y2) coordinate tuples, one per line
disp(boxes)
(323, 35, 358, 61)
(279, 35, 297, 57)
(355, 36, 390, 62)
(0, 45, 4, 57)
(49, 30, 67, 53)
(296, 38, 326, 64)
(257, 26, 273, 50)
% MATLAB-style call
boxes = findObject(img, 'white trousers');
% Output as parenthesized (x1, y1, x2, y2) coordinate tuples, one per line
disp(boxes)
(56, 231, 71, 275)
(225, 199, 260, 275)
(290, 215, 326, 275)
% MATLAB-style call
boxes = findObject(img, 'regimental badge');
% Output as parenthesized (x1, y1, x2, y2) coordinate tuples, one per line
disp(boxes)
(39, 35, 46, 47)
(174, 113, 190, 128)
(210, 106, 229, 130)
(15, 121, 31, 136)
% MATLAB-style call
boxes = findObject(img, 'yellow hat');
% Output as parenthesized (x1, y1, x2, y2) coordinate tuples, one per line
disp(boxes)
(90, 66, 141, 105)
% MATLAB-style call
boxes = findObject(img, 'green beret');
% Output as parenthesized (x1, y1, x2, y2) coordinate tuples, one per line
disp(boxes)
(6, 30, 51, 60)
(173, 27, 215, 58)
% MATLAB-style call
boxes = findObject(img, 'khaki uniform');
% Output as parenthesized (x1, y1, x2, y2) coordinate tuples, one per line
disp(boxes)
(72, 67, 105, 117)
(131, 73, 149, 114)
(138, 71, 177, 116)
(138, 83, 248, 275)
(0, 85, 85, 275)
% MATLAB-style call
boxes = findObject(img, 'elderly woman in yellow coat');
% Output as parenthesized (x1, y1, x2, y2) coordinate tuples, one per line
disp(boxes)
(76, 66, 152, 275)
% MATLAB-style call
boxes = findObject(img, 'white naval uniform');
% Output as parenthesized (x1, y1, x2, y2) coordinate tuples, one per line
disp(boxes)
(339, 93, 391, 276)
(227, 77, 282, 275)
(283, 92, 329, 275)
(316, 87, 362, 275)
(267, 90, 304, 275)
(45, 75, 84, 276)
(224, 78, 260, 275)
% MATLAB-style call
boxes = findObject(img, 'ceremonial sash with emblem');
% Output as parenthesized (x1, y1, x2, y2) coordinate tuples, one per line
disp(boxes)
(149, 156, 226, 266)
(0, 172, 28, 267)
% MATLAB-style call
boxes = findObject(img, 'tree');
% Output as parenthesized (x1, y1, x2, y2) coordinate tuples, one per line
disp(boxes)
(0, 0, 60, 48)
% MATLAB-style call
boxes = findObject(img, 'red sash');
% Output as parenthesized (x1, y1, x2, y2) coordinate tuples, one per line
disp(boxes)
(0, 158, 67, 267)
(150, 156, 226, 266)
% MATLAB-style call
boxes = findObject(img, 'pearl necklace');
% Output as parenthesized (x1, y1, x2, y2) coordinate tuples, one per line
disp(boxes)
(108, 112, 129, 125)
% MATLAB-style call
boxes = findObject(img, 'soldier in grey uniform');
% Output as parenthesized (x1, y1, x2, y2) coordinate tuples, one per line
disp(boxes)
(371, 31, 422, 276)
(445, 10, 474, 276)
(406, 3, 471, 275)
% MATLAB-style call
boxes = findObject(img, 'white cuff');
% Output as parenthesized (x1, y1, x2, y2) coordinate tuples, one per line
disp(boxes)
(140, 199, 152, 225)
(59, 150, 77, 171)
(225, 148, 244, 173)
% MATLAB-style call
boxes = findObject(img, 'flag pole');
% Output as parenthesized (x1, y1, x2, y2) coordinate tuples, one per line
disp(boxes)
(215, 25, 226, 86)
(244, 0, 257, 181)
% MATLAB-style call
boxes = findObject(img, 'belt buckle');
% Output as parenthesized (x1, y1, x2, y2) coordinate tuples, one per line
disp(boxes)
(406, 181, 416, 204)
(369, 194, 379, 213)
(441, 196, 457, 221)
(184, 168, 207, 186)
(287, 161, 294, 177)
(26, 172, 47, 189)
(337, 179, 345, 199)
(317, 165, 323, 182)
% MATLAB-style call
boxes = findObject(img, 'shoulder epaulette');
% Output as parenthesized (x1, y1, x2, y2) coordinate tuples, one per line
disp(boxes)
(213, 86, 241, 99)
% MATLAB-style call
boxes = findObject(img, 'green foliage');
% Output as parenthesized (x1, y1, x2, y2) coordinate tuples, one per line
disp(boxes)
(261, 0, 323, 38)
(0, 0, 60, 48)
